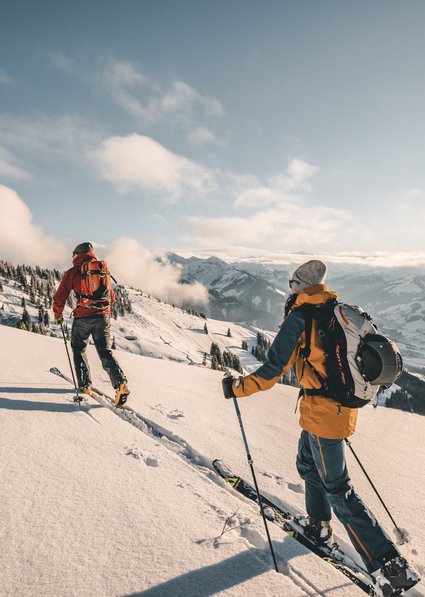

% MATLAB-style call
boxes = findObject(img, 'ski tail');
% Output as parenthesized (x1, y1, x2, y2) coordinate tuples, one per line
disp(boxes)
(213, 459, 387, 596)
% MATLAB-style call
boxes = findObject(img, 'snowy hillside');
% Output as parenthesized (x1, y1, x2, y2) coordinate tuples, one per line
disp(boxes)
(1, 325, 424, 597)
(164, 253, 288, 329)
(0, 272, 274, 375)
(105, 288, 274, 371)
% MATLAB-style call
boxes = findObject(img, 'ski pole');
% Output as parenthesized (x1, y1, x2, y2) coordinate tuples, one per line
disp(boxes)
(231, 394, 279, 572)
(59, 320, 80, 402)
(345, 438, 405, 538)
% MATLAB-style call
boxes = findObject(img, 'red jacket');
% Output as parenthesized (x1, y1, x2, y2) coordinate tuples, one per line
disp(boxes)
(53, 252, 115, 319)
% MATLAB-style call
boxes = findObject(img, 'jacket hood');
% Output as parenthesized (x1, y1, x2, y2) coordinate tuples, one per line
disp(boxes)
(291, 284, 338, 310)
(72, 251, 97, 267)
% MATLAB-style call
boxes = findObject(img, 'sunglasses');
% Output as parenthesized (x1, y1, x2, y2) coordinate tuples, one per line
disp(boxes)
(289, 279, 300, 289)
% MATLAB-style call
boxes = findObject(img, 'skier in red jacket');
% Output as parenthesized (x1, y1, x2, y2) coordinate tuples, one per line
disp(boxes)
(53, 242, 130, 407)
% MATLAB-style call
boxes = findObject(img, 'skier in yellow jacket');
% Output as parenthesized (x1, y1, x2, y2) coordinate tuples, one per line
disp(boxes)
(222, 259, 419, 594)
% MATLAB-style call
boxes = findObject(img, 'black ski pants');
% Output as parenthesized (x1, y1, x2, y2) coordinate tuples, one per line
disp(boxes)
(71, 314, 126, 390)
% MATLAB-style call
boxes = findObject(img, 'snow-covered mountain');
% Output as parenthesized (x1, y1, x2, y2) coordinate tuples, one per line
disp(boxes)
(1, 324, 424, 597)
(163, 254, 425, 375)
(327, 268, 425, 374)
(164, 253, 288, 329)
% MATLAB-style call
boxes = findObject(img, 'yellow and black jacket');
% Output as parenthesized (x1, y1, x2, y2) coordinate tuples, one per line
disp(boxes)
(233, 284, 358, 439)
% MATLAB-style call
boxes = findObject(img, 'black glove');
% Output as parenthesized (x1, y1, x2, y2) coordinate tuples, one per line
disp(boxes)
(222, 375, 236, 399)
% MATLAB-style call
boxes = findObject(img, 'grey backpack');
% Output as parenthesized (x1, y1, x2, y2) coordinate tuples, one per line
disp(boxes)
(297, 300, 403, 408)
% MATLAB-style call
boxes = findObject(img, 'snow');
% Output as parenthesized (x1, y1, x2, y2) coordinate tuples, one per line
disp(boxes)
(0, 277, 272, 373)
(1, 323, 425, 597)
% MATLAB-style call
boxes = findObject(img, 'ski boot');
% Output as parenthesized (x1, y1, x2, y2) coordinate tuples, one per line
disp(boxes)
(374, 556, 420, 596)
(298, 516, 335, 548)
(74, 386, 92, 403)
(114, 383, 130, 408)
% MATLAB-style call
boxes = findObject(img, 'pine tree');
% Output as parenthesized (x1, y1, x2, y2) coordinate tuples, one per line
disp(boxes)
(204, 322, 208, 334)
(227, 328, 232, 337)
(20, 307, 31, 331)
(210, 342, 223, 369)
(112, 336, 117, 349)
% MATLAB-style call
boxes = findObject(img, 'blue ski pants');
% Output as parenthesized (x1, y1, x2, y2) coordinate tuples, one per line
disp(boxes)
(296, 430, 399, 572)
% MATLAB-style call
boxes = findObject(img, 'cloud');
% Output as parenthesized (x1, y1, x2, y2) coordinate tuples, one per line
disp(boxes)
(0, 147, 31, 180)
(50, 55, 224, 144)
(0, 69, 12, 84)
(403, 188, 422, 199)
(234, 159, 319, 208)
(188, 204, 351, 251)
(104, 237, 208, 305)
(280, 158, 319, 191)
(0, 188, 208, 305)
(183, 247, 425, 268)
(0, 114, 101, 171)
(159, 80, 224, 120)
(97, 59, 153, 121)
(92, 133, 213, 200)
(187, 126, 218, 147)
(0, 186, 68, 267)
(97, 60, 225, 126)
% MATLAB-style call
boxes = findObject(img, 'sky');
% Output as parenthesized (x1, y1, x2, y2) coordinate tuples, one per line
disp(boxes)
(1, 0, 425, 269)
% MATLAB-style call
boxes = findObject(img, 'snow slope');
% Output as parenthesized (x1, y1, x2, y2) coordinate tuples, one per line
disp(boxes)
(1, 324, 424, 597)
(0, 276, 274, 374)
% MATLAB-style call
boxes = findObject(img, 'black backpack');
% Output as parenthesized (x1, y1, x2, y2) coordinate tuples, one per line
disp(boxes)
(296, 300, 403, 408)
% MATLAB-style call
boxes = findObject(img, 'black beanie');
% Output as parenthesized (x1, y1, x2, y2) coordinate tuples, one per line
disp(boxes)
(73, 242, 93, 255)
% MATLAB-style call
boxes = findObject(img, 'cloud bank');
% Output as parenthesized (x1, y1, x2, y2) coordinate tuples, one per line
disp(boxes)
(104, 237, 208, 306)
(0, 187, 208, 306)
(0, 185, 68, 267)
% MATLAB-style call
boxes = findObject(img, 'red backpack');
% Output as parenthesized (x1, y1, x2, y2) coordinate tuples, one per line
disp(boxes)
(77, 260, 112, 309)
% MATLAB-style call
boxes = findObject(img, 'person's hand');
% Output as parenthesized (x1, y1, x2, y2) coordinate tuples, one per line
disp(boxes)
(222, 374, 236, 399)
(54, 316, 64, 325)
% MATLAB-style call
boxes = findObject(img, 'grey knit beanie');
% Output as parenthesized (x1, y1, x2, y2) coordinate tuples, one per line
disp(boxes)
(291, 259, 327, 291)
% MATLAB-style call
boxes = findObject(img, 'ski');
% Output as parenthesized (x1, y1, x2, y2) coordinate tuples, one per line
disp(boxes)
(213, 459, 393, 596)
(50, 367, 124, 409)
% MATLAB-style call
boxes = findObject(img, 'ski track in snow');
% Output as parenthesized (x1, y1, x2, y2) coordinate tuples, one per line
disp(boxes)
(150, 402, 185, 421)
(52, 370, 345, 596)
(52, 369, 225, 480)
(49, 368, 425, 596)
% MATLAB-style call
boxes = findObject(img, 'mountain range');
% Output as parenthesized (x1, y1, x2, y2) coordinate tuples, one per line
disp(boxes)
(164, 254, 425, 375)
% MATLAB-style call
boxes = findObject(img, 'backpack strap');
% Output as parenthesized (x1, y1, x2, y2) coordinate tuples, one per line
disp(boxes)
(297, 304, 314, 360)
(294, 302, 334, 399)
